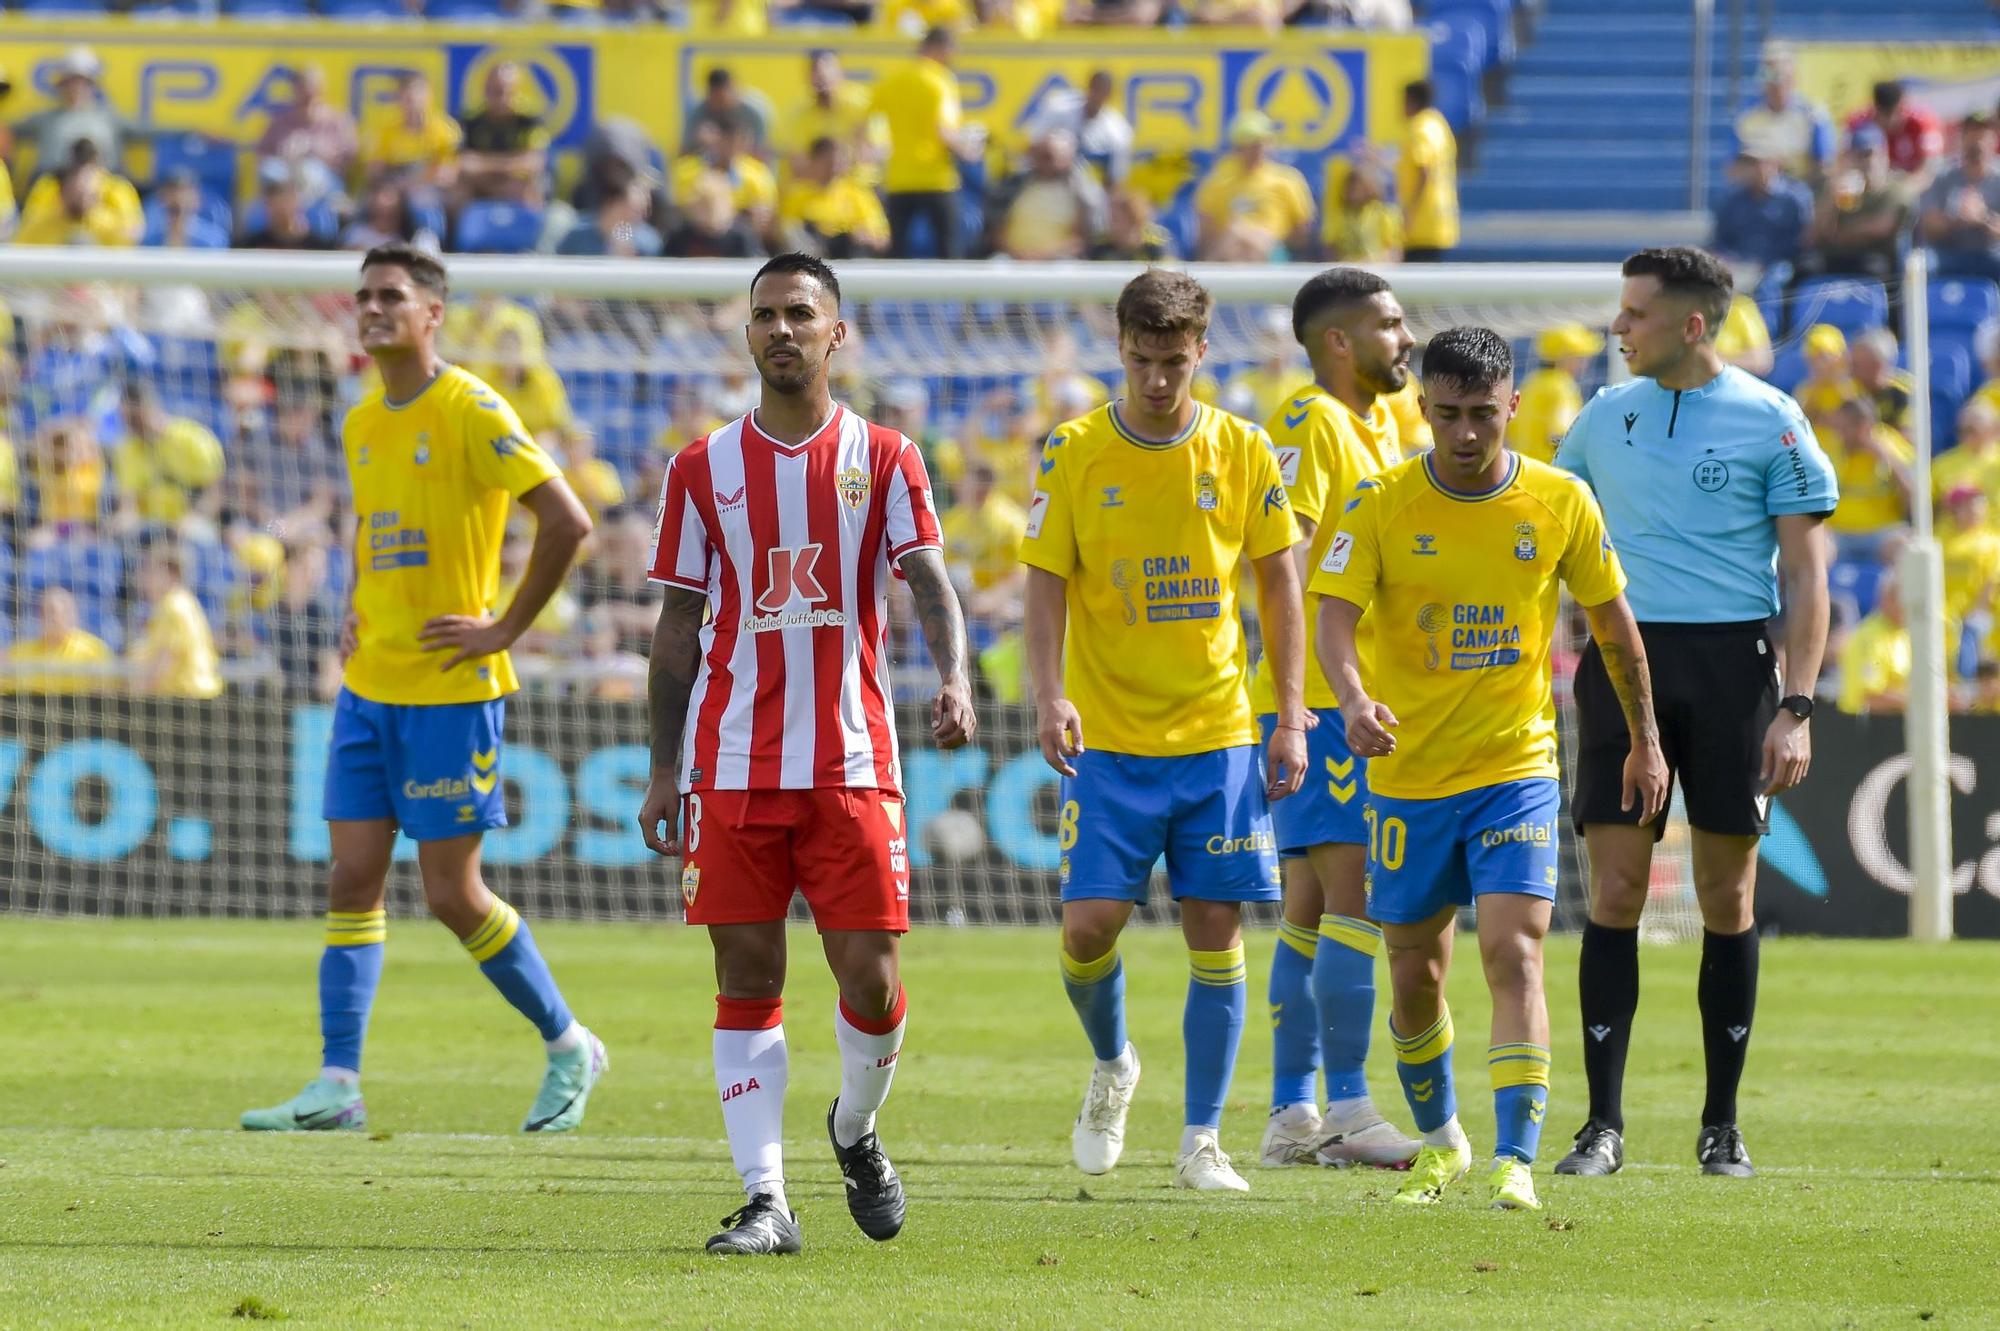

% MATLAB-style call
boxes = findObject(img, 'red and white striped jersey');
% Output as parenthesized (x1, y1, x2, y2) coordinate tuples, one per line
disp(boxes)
(648, 403, 942, 794)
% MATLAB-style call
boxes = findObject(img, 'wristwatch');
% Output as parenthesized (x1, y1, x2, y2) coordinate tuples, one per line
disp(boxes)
(1779, 694, 1815, 721)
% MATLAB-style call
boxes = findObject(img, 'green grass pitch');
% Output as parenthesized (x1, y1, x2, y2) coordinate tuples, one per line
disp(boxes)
(1, 919, 1995, 1329)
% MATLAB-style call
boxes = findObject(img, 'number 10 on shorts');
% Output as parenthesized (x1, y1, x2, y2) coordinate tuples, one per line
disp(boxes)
(1363, 804, 1406, 871)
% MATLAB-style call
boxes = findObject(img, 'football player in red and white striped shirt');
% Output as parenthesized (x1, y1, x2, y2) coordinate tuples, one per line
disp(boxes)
(639, 253, 976, 1257)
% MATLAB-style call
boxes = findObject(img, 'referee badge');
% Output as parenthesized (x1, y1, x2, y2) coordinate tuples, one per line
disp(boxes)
(1513, 522, 1539, 562)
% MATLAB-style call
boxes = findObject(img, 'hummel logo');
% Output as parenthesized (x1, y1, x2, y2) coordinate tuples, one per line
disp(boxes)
(1623, 412, 1639, 433)
(1284, 408, 1310, 430)
(1410, 1078, 1435, 1102)
(1588, 1024, 1611, 1042)
(1728, 1025, 1749, 1042)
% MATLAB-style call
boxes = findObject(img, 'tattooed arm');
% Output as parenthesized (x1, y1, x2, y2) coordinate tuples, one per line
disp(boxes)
(899, 548, 977, 749)
(638, 586, 708, 856)
(1581, 592, 1669, 825)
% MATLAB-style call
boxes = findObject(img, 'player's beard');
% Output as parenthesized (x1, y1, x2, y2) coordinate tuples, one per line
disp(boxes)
(756, 348, 824, 396)
(1357, 350, 1409, 398)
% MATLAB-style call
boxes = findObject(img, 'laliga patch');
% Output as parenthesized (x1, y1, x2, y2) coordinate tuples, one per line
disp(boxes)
(1277, 446, 1302, 486)
(1025, 490, 1050, 539)
(1321, 531, 1355, 573)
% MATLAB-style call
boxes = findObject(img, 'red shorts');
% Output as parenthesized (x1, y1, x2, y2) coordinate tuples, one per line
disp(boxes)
(679, 788, 910, 933)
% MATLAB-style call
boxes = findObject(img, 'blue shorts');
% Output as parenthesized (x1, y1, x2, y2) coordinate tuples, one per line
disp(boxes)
(321, 689, 508, 842)
(1364, 778, 1560, 925)
(1257, 710, 1368, 856)
(1058, 746, 1281, 905)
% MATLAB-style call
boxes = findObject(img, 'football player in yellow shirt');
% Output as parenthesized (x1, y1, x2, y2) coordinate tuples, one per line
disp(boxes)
(871, 28, 973, 259)
(1247, 269, 1421, 1171)
(1313, 327, 1666, 1211)
(1022, 270, 1307, 1193)
(1398, 81, 1460, 259)
(242, 245, 606, 1139)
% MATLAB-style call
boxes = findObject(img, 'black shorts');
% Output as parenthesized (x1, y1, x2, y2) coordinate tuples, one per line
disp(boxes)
(1572, 620, 1779, 838)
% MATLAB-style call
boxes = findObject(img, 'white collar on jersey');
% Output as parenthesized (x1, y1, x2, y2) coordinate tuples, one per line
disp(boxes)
(746, 403, 845, 453)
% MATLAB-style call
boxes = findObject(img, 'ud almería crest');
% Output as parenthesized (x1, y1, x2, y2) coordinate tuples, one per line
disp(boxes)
(837, 466, 870, 511)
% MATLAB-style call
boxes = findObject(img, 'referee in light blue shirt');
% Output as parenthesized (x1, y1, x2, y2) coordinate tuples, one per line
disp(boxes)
(1551, 247, 1838, 1181)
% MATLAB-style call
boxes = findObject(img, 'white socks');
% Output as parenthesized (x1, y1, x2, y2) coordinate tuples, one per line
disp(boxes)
(831, 993, 907, 1149)
(546, 1021, 585, 1055)
(1180, 1124, 1220, 1155)
(1423, 1115, 1468, 1151)
(320, 1065, 360, 1086)
(714, 1024, 789, 1205)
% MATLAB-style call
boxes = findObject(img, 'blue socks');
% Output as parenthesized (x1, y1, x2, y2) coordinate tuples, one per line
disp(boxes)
(319, 910, 386, 1073)
(1185, 945, 1248, 1129)
(464, 898, 574, 1042)
(1392, 1004, 1458, 1135)
(1268, 921, 1319, 1108)
(1060, 945, 1128, 1061)
(1491, 1043, 1552, 1163)
(1314, 913, 1382, 1105)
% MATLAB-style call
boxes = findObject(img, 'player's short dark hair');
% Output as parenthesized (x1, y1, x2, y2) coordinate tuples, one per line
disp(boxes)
(707, 67, 733, 91)
(807, 135, 838, 158)
(1291, 267, 1391, 345)
(921, 25, 955, 53)
(1622, 245, 1733, 337)
(751, 251, 843, 309)
(362, 242, 448, 298)
(1405, 79, 1434, 109)
(1421, 326, 1513, 393)
(1116, 268, 1212, 342)
(1873, 79, 1904, 113)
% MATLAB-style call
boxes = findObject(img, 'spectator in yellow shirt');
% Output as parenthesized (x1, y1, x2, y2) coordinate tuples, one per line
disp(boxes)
(873, 28, 976, 259)
(1837, 573, 1910, 714)
(1823, 396, 1914, 560)
(940, 459, 1027, 620)
(780, 51, 884, 183)
(994, 127, 1107, 260)
(780, 137, 890, 258)
(1193, 111, 1314, 262)
(478, 325, 572, 444)
(673, 121, 779, 239)
(1940, 486, 2000, 625)
(3, 587, 113, 694)
(1509, 323, 1603, 463)
(110, 383, 225, 533)
(360, 72, 461, 197)
(1934, 399, 2000, 507)
(15, 142, 141, 248)
(1321, 157, 1404, 263)
(30, 419, 104, 534)
(1715, 291, 1775, 377)
(0, 426, 19, 522)
(130, 545, 222, 699)
(1398, 80, 1459, 259)
(1795, 322, 1857, 427)
(1972, 316, 2000, 418)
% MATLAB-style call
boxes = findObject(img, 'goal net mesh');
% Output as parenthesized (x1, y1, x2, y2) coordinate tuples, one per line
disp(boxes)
(0, 255, 1696, 937)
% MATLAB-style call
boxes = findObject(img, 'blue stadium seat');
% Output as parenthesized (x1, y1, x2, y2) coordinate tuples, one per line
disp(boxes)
(142, 202, 233, 250)
(1425, 0, 1515, 67)
(1767, 341, 1807, 393)
(426, 0, 505, 16)
(1829, 558, 1886, 625)
(316, 0, 411, 16)
(11, 0, 111, 12)
(455, 201, 545, 254)
(223, 0, 313, 12)
(237, 196, 340, 244)
(1424, 26, 1485, 132)
(22, 542, 125, 649)
(1929, 278, 2000, 333)
(151, 133, 240, 209)
(1790, 277, 1889, 337)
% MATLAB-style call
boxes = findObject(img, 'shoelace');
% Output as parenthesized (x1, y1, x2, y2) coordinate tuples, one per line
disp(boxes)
(1084, 1071, 1133, 1130)
(1704, 1126, 1746, 1162)
(845, 1135, 894, 1188)
(719, 1197, 778, 1231)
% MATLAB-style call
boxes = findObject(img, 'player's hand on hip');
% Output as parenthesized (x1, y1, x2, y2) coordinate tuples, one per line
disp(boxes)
(1037, 698, 1086, 777)
(419, 615, 515, 670)
(1265, 724, 1308, 801)
(1760, 712, 1811, 796)
(932, 677, 977, 750)
(1623, 736, 1670, 825)
(637, 778, 681, 857)
(1345, 699, 1398, 758)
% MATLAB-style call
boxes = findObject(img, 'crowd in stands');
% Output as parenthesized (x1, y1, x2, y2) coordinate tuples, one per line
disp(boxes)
(0, 36, 1460, 269)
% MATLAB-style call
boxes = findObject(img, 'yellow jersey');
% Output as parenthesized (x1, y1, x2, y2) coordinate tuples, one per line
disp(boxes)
(489, 365, 573, 442)
(779, 175, 891, 247)
(1193, 155, 1314, 240)
(1019, 401, 1299, 756)
(1796, 374, 1859, 424)
(0, 431, 19, 514)
(672, 153, 778, 216)
(341, 366, 562, 706)
(1398, 108, 1459, 249)
(361, 110, 462, 174)
(1249, 384, 1402, 714)
(1310, 453, 1626, 799)
(3, 627, 113, 693)
(1384, 378, 1431, 451)
(1821, 424, 1913, 534)
(133, 586, 222, 700)
(1837, 612, 1910, 714)
(1931, 442, 2000, 503)
(1715, 294, 1771, 365)
(872, 57, 961, 195)
(15, 173, 142, 247)
(777, 86, 884, 168)
(941, 492, 1028, 590)
(1508, 367, 1584, 464)
(1943, 522, 2000, 621)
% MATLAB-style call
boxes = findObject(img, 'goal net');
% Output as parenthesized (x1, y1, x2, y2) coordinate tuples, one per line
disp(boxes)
(0, 248, 1692, 934)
